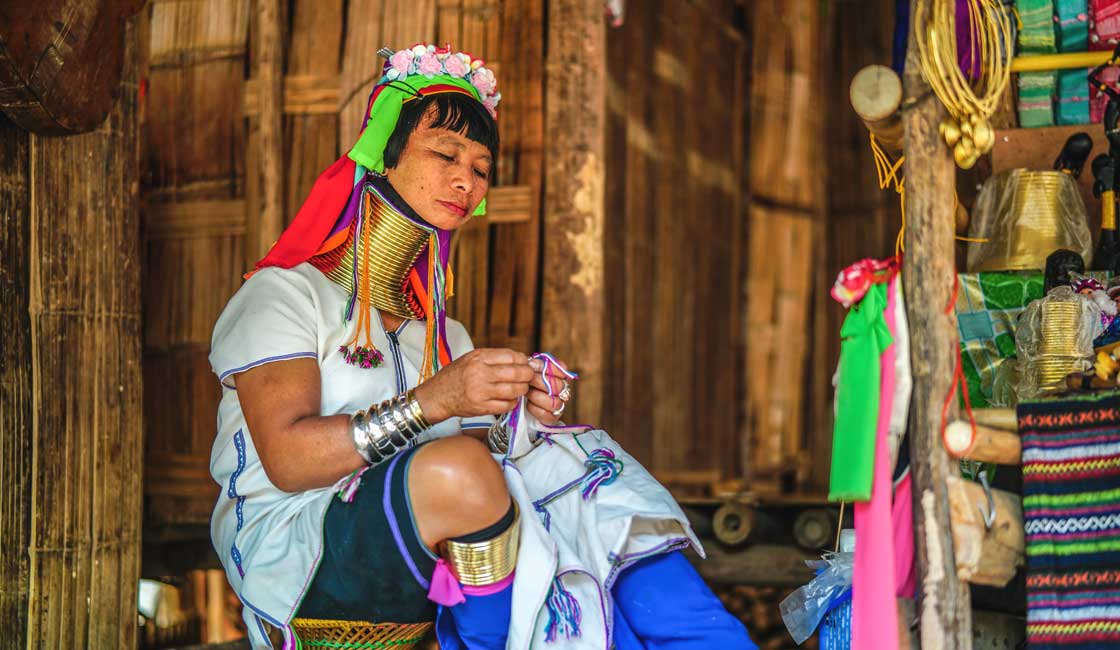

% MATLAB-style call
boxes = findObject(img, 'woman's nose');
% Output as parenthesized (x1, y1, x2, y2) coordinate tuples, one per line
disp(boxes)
(450, 163, 474, 194)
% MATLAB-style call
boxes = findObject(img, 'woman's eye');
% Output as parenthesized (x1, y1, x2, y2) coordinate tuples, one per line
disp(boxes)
(434, 151, 455, 162)
(474, 168, 489, 179)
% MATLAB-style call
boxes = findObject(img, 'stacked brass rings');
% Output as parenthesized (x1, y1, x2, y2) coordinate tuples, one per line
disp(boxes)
(440, 503, 521, 586)
(1029, 301, 1085, 391)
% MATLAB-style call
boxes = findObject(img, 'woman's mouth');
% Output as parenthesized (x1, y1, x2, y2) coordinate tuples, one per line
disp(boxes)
(437, 200, 467, 217)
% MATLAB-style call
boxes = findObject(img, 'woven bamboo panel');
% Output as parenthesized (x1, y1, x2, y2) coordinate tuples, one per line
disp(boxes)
(0, 19, 143, 648)
(601, 0, 747, 477)
(143, 0, 250, 532)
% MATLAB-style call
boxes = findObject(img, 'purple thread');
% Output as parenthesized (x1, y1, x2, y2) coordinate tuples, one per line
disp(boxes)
(580, 449, 621, 500)
(543, 576, 582, 642)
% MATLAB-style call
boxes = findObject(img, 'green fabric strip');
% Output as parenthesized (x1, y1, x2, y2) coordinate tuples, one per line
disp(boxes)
(829, 283, 892, 502)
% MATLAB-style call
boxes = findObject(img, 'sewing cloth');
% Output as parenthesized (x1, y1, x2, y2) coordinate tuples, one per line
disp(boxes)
(852, 276, 901, 650)
(208, 263, 492, 649)
(830, 282, 892, 501)
(1020, 392, 1120, 649)
(209, 263, 699, 650)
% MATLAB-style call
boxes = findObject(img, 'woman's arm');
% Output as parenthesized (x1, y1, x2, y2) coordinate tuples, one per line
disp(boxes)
(232, 348, 544, 492)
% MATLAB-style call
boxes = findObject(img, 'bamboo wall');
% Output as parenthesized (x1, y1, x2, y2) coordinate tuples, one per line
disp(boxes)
(0, 20, 143, 649)
(602, 0, 749, 479)
(142, 0, 546, 534)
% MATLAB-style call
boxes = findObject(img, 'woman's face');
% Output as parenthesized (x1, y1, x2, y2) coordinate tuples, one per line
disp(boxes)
(385, 113, 492, 230)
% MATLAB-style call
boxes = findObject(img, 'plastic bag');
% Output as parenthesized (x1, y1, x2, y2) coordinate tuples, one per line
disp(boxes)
(966, 169, 1091, 272)
(780, 552, 854, 645)
(1014, 285, 1101, 398)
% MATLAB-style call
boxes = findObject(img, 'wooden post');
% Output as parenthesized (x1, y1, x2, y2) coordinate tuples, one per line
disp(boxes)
(542, 0, 606, 425)
(944, 421, 1021, 465)
(0, 19, 142, 648)
(253, 0, 285, 261)
(902, 0, 973, 646)
(947, 477, 1024, 587)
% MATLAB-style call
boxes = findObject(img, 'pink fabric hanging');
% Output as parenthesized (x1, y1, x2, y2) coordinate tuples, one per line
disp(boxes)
(893, 472, 916, 598)
(851, 276, 901, 650)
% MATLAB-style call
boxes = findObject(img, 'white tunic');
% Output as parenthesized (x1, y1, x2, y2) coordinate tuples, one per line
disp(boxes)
(209, 262, 700, 650)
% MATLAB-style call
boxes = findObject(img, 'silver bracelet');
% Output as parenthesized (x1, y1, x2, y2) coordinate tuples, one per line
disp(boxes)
(349, 389, 431, 465)
(487, 419, 509, 454)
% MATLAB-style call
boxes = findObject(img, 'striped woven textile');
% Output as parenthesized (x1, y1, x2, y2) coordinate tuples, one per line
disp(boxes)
(1020, 393, 1120, 649)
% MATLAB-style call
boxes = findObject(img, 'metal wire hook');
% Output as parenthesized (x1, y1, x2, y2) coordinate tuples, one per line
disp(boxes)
(977, 468, 996, 530)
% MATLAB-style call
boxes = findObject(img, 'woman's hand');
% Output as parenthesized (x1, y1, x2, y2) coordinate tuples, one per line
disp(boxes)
(525, 356, 573, 426)
(413, 348, 536, 423)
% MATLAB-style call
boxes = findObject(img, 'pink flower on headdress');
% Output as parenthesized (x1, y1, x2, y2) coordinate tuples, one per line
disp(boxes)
(418, 52, 442, 77)
(482, 93, 500, 117)
(444, 53, 469, 78)
(471, 67, 497, 96)
(387, 50, 413, 80)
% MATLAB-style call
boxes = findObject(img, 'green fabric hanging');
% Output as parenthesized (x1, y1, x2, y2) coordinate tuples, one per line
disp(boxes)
(829, 282, 893, 502)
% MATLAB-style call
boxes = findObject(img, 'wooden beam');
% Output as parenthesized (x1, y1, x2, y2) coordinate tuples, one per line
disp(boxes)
(689, 542, 817, 588)
(541, 0, 606, 425)
(242, 74, 341, 116)
(971, 407, 1017, 431)
(483, 185, 534, 224)
(902, 0, 973, 646)
(143, 200, 247, 240)
(947, 476, 1025, 587)
(252, 0, 284, 262)
(850, 64, 904, 154)
(944, 421, 1021, 465)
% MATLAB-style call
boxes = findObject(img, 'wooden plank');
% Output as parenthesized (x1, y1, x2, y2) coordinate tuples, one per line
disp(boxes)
(0, 113, 32, 650)
(250, 0, 284, 263)
(541, 0, 606, 425)
(482, 185, 533, 224)
(144, 199, 247, 239)
(284, 0, 343, 228)
(242, 74, 341, 116)
(903, 1, 974, 644)
(24, 19, 142, 648)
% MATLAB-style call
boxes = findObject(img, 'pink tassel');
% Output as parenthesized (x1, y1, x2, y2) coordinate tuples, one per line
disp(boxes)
(427, 558, 466, 606)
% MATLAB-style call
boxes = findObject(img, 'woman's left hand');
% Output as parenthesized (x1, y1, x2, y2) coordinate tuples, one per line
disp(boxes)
(525, 356, 573, 425)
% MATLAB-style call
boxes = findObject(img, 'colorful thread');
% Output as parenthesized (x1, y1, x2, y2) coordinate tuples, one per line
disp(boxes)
(543, 577, 582, 642)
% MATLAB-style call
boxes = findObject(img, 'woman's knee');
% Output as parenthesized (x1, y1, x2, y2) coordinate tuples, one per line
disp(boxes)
(408, 436, 510, 546)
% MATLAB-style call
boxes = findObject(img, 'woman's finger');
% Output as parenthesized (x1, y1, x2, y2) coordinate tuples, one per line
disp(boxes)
(525, 387, 561, 411)
(526, 402, 559, 425)
(487, 363, 535, 384)
(479, 348, 531, 366)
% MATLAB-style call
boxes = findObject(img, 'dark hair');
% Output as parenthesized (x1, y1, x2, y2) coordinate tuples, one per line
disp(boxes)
(382, 92, 499, 171)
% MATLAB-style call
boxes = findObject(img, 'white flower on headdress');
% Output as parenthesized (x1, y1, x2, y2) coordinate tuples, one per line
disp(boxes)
(471, 67, 497, 96)
(418, 52, 442, 77)
(411, 44, 428, 58)
(444, 53, 469, 78)
(387, 50, 413, 80)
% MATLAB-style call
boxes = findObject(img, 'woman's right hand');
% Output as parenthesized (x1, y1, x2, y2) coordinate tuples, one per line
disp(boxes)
(413, 348, 536, 424)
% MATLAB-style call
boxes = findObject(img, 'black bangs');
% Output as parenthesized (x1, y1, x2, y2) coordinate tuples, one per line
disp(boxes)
(382, 92, 499, 170)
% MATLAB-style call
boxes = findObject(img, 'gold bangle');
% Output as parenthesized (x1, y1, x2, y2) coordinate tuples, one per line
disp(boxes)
(405, 388, 431, 429)
(440, 503, 520, 586)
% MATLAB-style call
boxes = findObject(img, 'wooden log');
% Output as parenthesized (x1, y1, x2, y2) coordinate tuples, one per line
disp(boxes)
(944, 421, 1022, 465)
(541, 0, 606, 425)
(4, 18, 142, 648)
(712, 501, 779, 547)
(971, 407, 1017, 431)
(0, 0, 145, 134)
(850, 64, 904, 154)
(252, 0, 284, 262)
(902, 0, 974, 645)
(947, 476, 1025, 587)
(689, 542, 816, 588)
(793, 507, 839, 550)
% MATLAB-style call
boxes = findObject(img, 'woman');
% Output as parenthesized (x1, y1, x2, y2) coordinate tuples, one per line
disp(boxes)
(209, 44, 756, 650)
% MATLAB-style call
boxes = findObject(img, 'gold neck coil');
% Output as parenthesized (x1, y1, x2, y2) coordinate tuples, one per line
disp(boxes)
(322, 183, 430, 320)
(440, 503, 520, 587)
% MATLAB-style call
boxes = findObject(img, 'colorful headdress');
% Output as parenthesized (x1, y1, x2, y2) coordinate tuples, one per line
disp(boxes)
(251, 45, 499, 379)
